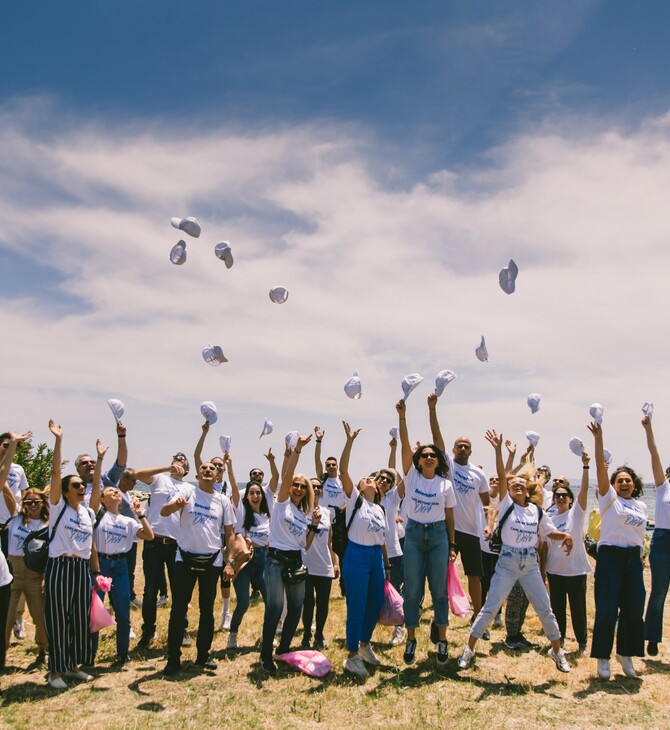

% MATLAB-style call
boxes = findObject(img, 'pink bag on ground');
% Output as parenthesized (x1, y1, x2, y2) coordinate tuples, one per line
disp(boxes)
(278, 650, 333, 677)
(90, 590, 116, 632)
(447, 560, 471, 618)
(378, 579, 405, 626)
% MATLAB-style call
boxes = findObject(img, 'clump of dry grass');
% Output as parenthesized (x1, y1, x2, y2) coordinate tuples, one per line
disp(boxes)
(1, 559, 668, 729)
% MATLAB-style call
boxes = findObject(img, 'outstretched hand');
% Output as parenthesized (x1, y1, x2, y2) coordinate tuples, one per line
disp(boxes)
(342, 421, 361, 441)
(314, 426, 324, 440)
(587, 421, 602, 438)
(264, 448, 275, 462)
(9, 431, 32, 443)
(48, 420, 62, 439)
(296, 433, 313, 451)
(485, 429, 502, 450)
(96, 439, 109, 459)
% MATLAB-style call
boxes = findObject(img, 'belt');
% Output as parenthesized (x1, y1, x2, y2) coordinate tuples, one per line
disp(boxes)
(98, 552, 129, 560)
(268, 547, 301, 561)
(152, 535, 176, 545)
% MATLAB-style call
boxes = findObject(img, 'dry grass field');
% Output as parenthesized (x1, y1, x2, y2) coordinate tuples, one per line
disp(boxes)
(1, 559, 668, 730)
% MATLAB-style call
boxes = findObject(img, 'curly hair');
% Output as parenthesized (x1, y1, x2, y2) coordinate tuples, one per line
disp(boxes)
(610, 466, 644, 498)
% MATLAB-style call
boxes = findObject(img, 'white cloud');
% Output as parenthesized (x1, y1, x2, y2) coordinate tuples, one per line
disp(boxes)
(2, 99, 670, 484)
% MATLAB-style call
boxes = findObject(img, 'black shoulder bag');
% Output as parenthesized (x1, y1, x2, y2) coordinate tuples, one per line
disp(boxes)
(23, 506, 67, 573)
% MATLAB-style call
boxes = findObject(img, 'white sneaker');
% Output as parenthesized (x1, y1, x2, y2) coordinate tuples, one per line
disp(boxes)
(182, 632, 192, 647)
(493, 612, 503, 628)
(14, 619, 26, 640)
(222, 612, 232, 631)
(275, 620, 284, 635)
(549, 648, 570, 673)
(597, 658, 611, 679)
(65, 669, 93, 681)
(391, 625, 406, 646)
(227, 632, 238, 649)
(156, 595, 169, 607)
(616, 654, 637, 678)
(344, 655, 369, 678)
(358, 643, 381, 666)
(457, 646, 475, 670)
(129, 628, 136, 640)
(130, 597, 143, 609)
(48, 673, 67, 689)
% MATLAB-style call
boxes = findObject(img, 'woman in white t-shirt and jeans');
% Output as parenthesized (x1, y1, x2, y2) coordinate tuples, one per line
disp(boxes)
(259, 434, 320, 674)
(396, 399, 457, 668)
(339, 422, 390, 678)
(457, 430, 573, 673)
(589, 421, 647, 679)
(44, 421, 102, 690)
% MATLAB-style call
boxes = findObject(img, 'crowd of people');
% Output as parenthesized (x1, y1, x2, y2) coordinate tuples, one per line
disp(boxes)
(1, 399, 668, 689)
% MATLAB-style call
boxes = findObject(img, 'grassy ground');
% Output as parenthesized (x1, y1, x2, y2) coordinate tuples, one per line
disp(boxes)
(1, 559, 668, 730)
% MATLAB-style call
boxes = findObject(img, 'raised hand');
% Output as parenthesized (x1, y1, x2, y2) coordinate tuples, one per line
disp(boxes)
(264, 448, 275, 462)
(581, 450, 591, 467)
(342, 421, 361, 441)
(587, 421, 602, 439)
(314, 426, 324, 440)
(395, 399, 406, 416)
(485, 429, 502, 450)
(504, 439, 516, 455)
(96, 439, 109, 459)
(116, 421, 127, 438)
(427, 393, 438, 410)
(296, 433, 313, 451)
(48, 420, 62, 439)
(9, 431, 32, 443)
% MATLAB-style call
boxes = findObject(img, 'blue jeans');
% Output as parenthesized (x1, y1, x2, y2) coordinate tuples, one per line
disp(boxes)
(231, 547, 267, 633)
(645, 528, 670, 643)
(93, 555, 131, 659)
(260, 552, 305, 660)
(342, 541, 384, 652)
(591, 545, 645, 658)
(403, 519, 449, 629)
(471, 546, 560, 641)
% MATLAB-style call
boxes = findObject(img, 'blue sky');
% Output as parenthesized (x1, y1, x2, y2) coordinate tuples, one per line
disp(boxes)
(3, 1, 670, 481)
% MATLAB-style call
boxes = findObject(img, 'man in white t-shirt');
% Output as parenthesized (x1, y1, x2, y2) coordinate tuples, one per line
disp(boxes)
(74, 421, 128, 503)
(0, 432, 29, 528)
(428, 399, 490, 618)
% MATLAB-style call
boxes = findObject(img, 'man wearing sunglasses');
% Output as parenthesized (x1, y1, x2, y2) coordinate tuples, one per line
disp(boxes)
(74, 421, 129, 505)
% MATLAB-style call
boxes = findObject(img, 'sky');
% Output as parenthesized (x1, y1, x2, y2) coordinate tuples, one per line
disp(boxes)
(3, 1, 670, 484)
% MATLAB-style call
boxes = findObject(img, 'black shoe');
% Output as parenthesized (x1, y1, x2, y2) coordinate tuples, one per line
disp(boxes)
(314, 637, 329, 650)
(647, 641, 659, 657)
(112, 655, 129, 667)
(35, 651, 47, 665)
(430, 621, 439, 646)
(403, 639, 417, 665)
(137, 633, 154, 650)
(162, 661, 181, 676)
(300, 636, 311, 650)
(260, 657, 277, 674)
(504, 636, 521, 650)
(515, 634, 533, 649)
(196, 656, 217, 670)
(436, 641, 448, 666)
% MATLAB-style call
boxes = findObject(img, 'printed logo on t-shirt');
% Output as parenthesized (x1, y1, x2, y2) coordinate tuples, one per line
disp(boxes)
(411, 488, 440, 514)
(100, 522, 128, 546)
(621, 501, 646, 528)
(510, 515, 539, 545)
(452, 467, 476, 496)
(285, 512, 308, 538)
(189, 500, 220, 527)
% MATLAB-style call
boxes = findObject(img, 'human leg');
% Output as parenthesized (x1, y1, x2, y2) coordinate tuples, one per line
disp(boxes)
(645, 529, 670, 644)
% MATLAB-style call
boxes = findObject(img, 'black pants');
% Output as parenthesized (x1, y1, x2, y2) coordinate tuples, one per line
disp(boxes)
(547, 573, 587, 645)
(302, 574, 333, 643)
(481, 551, 498, 605)
(141, 540, 177, 638)
(125, 543, 138, 600)
(166, 560, 220, 665)
(0, 582, 11, 668)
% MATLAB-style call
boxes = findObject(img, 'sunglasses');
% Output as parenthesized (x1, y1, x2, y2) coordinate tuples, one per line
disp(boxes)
(250, 471, 264, 478)
(291, 482, 307, 490)
(200, 466, 216, 472)
(554, 492, 570, 499)
(78, 459, 95, 466)
(376, 475, 394, 484)
(24, 499, 43, 506)
(419, 452, 437, 459)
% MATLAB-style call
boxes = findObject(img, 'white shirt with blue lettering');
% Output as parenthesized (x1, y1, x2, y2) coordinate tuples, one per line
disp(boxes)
(598, 486, 647, 549)
(499, 495, 556, 549)
(403, 466, 456, 525)
(446, 456, 488, 537)
(8, 516, 46, 557)
(345, 485, 386, 547)
(94, 511, 142, 555)
(175, 486, 235, 567)
(302, 508, 335, 577)
(48, 499, 95, 559)
(269, 498, 311, 551)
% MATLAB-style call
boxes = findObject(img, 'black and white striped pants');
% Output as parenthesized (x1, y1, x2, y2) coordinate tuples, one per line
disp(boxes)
(45, 556, 94, 673)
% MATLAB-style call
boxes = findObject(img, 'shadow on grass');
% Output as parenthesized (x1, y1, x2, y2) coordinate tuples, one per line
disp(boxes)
(0, 678, 109, 705)
(574, 675, 643, 698)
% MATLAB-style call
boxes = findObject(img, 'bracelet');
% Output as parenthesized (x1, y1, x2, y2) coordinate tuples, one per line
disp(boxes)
(384, 564, 391, 570)
(137, 513, 146, 520)
(307, 524, 318, 533)
(118, 435, 126, 439)
(449, 542, 458, 551)
(583, 466, 590, 470)
(399, 418, 406, 421)
(316, 439, 322, 443)
(295, 450, 302, 455)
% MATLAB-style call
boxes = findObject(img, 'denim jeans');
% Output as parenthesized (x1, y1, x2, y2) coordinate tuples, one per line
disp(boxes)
(342, 541, 384, 652)
(92, 555, 131, 659)
(141, 540, 177, 638)
(403, 519, 449, 629)
(591, 544, 645, 658)
(471, 546, 560, 641)
(260, 552, 305, 660)
(645, 528, 670, 643)
(230, 547, 267, 633)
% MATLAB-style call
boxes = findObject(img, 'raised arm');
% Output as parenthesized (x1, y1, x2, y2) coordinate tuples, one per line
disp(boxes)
(642, 416, 665, 487)
(578, 450, 590, 510)
(396, 400, 413, 475)
(48, 420, 63, 505)
(225, 453, 240, 508)
(0, 432, 31, 506)
(587, 422, 610, 497)
(339, 421, 361, 498)
(485, 429, 507, 499)
(134, 465, 172, 485)
(428, 394, 446, 454)
(277, 434, 312, 502)
(388, 437, 397, 469)
(89, 439, 109, 513)
(194, 420, 210, 473)
(314, 426, 325, 478)
(160, 493, 188, 516)
(115, 421, 128, 468)
(504, 439, 517, 473)
(264, 448, 279, 495)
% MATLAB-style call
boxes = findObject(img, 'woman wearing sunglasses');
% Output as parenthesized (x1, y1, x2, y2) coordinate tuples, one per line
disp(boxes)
(541, 451, 591, 655)
(5, 488, 50, 664)
(457, 430, 572, 673)
(259, 434, 320, 674)
(396, 399, 456, 667)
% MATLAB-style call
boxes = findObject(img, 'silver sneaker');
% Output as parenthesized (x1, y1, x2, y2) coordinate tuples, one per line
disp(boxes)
(344, 655, 369, 678)
(13, 619, 26, 640)
(358, 643, 380, 666)
(549, 648, 570, 673)
(457, 646, 475, 670)
(227, 632, 238, 649)
(181, 632, 192, 647)
(616, 654, 636, 678)
(156, 595, 168, 607)
(391, 625, 406, 646)
(597, 658, 611, 679)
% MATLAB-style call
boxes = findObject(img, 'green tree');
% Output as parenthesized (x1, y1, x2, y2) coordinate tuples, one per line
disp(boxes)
(13, 440, 67, 491)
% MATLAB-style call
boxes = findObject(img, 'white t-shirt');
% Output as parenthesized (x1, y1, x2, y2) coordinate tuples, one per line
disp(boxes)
(598, 486, 647, 549)
(302, 508, 334, 577)
(94, 511, 142, 555)
(545, 503, 592, 576)
(446, 456, 488, 537)
(269, 498, 311, 551)
(0, 551, 12, 587)
(480, 497, 499, 555)
(499, 495, 556, 549)
(146, 473, 189, 540)
(542, 488, 555, 511)
(0, 463, 26, 522)
(48, 499, 95, 559)
(7, 516, 46, 557)
(175, 486, 235, 567)
(235, 506, 271, 547)
(345, 485, 386, 547)
(320, 476, 346, 512)
(381, 488, 402, 558)
(403, 466, 456, 524)
(653, 479, 670, 530)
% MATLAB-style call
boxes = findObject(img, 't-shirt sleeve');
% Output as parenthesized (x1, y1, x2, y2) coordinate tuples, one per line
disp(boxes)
(444, 480, 457, 510)
(477, 471, 489, 494)
(538, 510, 557, 539)
(597, 485, 618, 508)
(221, 496, 236, 528)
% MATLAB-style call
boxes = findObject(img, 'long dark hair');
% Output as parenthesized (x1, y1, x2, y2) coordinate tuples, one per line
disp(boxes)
(243, 480, 270, 532)
(610, 466, 644, 498)
(412, 444, 450, 478)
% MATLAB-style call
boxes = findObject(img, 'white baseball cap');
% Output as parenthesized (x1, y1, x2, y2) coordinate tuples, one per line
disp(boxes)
(200, 401, 218, 425)
(525, 430, 540, 447)
(642, 401, 654, 420)
(589, 403, 603, 425)
(527, 393, 541, 414)
(475, 336, 489, 363)
(202, 345, 228, 366)
(389, 427, 399, 440)
(499, 258, 519, 295)
(107, 398, 125, 424)
(259, 417, 273, 438)
(170, 216, 202, 238)
(219, 435, 232, 453)
(401, 373, 424, 400)
(214, 241, 234, 269)
(568, 437, 584, 457)
(285, 431, 299, 451)
(344, 372, 362, 400)
(169, 240, 187, 265)
(269, 286, 289, 304)
(434, 370, 456, 397)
